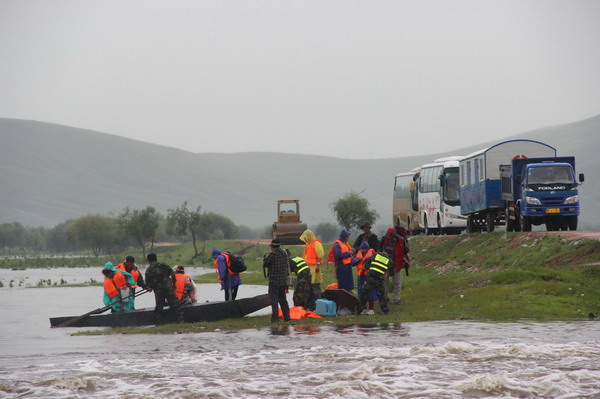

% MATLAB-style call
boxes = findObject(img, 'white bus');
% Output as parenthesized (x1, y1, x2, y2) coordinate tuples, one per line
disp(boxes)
(417, 156, 467, 235)
(392, 167, 423, 234)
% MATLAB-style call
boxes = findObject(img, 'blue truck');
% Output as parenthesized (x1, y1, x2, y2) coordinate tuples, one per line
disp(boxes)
(459, 139, 584, 232)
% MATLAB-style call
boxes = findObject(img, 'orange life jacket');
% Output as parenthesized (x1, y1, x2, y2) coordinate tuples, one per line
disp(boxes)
(116, 263, 141, 283)
(103, 271, 128, 298)
(328, 240, 353, 265)
(214, 253, 236, 277)
(175, 273, 191, 300)
(303, 239, 322, 265)
(356, 248, 376, 276)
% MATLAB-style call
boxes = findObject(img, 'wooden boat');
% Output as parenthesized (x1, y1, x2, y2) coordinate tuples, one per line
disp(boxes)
(50, 294, 271, 328)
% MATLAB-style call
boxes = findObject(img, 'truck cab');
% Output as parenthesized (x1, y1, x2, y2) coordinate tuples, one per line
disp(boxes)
(501, 157, 583, 231)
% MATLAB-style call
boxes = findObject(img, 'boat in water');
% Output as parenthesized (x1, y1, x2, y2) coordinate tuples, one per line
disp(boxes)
(50, 294, 271, 328)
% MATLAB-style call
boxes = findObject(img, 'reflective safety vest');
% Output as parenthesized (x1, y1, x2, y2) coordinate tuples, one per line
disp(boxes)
(329, 240, 352, 265)
(356, 248, 375, 276)
(104, 271, 129, 298)
(116, 263, 141, 283)
(175, 273, 191, 300)
(303, 239, 322, 265)
(368, 253, 391, 275)
(290, 256, 309, 275)
(214, 253, 235, 276)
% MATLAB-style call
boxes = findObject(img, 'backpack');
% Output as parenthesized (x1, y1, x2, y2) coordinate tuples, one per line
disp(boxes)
(228, 253, 247, 273)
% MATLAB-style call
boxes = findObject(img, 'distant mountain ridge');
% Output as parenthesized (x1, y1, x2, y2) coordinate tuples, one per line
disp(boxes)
(1, 115, 599, 229)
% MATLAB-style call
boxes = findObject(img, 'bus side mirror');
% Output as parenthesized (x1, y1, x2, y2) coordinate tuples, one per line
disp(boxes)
(409, 181, 415, 193)
(439, 174, 445, 186)
(579, 173, 585, 183)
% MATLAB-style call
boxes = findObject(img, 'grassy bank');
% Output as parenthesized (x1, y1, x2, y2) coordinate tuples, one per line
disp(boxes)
(74, 232, 600, 335)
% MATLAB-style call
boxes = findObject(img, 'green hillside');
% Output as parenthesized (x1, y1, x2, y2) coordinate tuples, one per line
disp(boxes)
(1, 115, 599, 229)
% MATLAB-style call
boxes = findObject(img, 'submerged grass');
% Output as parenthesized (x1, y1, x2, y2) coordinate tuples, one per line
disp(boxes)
(72, 232, 600, 336)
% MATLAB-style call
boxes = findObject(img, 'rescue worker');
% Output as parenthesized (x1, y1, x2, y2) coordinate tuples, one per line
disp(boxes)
(263, 239, 291, 322)
(353, 222, 379, 252)
(331, 229, 355, 291)
(299, 229, 324, 310)
(102, 261, 136, 313)
(116, 255, 146, 311)
(358, 249, 393, 315)
(144, 253, 183, 323)
(174, 265, 196, 305)
(355, 241, 377, 314)
(212, 247, 242, 301)
(286, 249, 314, 309)
(380, 227, 407, 304)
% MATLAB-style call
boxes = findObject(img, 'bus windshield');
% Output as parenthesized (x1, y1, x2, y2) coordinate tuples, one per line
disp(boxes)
(443, 167, 460, 205)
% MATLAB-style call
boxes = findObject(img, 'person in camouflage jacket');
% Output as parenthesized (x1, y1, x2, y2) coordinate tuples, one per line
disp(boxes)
(145, 253, 183, 323)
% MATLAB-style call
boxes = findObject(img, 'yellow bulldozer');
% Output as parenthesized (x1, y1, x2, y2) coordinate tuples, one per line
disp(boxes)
(271, 200, 308, 245)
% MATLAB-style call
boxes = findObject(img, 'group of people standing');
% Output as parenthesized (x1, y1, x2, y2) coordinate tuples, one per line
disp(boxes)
(263, 224, 410, 321)
(330, 223, 410, 314)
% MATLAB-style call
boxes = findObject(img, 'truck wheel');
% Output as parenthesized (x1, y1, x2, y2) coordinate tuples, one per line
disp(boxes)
(486, 212, 495, 233)
(520, 216, 532, 232)
(568, 216, 578, 231)
(545, 221, 556, 231)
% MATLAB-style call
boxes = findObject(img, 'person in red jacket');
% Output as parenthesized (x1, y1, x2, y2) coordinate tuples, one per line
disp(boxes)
(379, 227, 406, 304)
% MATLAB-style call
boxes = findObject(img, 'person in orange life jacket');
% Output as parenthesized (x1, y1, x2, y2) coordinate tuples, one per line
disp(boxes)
(332, 229, 355, 291)
(353, 222, 379, 252)
(174, 265, 196, 305)
(299, 229, 324, 309)
(357, 249, 393, 315)
(116, 256, 146, 311)
(102, 262, 137, 313)
(212, 247, 242, 301)
(379, 227, 405, 304)
(355, 241, 378, 314)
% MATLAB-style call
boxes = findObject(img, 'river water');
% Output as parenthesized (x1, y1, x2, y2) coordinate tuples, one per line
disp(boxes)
(1, 268, 599, 399)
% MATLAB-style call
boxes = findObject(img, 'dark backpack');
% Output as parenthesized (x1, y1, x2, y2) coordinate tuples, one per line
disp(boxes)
(228, 253, 247, 273)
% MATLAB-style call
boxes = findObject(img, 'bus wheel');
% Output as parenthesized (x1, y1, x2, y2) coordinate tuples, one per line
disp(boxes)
(437, 216, 444, 235)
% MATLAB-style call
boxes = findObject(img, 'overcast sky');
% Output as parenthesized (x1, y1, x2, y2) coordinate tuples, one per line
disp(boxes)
(1, 1, 599, 159)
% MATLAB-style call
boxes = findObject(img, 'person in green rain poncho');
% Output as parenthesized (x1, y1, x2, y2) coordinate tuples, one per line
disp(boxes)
(102, 262, 137, 313)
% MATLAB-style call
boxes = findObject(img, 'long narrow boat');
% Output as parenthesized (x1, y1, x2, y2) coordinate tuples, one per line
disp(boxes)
(50, 294, 271, 328)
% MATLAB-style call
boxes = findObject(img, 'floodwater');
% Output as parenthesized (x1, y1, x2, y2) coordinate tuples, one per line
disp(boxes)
(1, 268, 599, 399)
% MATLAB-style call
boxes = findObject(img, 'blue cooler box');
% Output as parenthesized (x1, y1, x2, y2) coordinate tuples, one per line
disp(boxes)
(315, 298, 337, 316)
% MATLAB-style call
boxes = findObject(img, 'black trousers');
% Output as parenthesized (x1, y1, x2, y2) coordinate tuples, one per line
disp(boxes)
(153, 286, 183, 323)
(268, 282, 290, 321)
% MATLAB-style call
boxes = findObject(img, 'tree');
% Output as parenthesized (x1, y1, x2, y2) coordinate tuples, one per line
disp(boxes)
(199, 212, 238, 240)
(0, 222, 27, 254)
(313, 222, 340, 242)
(117, 206, 160, 258)
(166, 201, 202, 257)
(330, 191, 379, 232)
(66, 215, 119, 257)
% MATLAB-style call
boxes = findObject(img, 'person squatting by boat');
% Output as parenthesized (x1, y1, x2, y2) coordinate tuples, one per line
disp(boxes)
(101, 261, 137, 313)
(174, 265, 197, 305)
(144, 253, 184, 323)
(286, 249, 314, 310)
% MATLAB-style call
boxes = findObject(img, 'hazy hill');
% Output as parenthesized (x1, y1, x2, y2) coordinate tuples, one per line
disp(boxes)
(1, 115, 599, 229)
